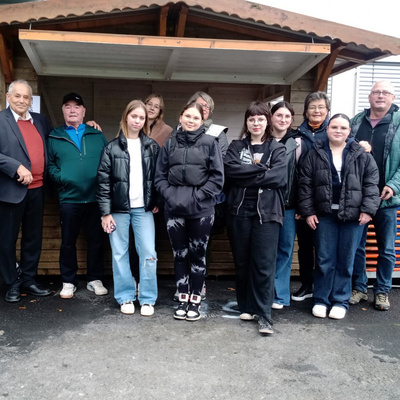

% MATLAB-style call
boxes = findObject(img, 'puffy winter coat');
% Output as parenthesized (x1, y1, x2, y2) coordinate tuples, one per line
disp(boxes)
(297, 117, 329, 154)
(278, 129, 309, 209)
(224, 137, 287, 225)
(298, 138, 380, 222)
(97, 131, 159, 215)
(351, 104, 400, 209)
(154, 125, 224, 218)
(47, 125, 108, 203)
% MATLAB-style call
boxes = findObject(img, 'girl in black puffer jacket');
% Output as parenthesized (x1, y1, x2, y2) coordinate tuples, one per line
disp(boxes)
(97, 100, 159, 317)
(298, 114, 380, 320)
(154, 102, 224, 322)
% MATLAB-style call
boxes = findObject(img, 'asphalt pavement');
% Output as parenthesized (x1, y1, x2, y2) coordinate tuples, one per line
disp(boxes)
(1, 276, 399, 400)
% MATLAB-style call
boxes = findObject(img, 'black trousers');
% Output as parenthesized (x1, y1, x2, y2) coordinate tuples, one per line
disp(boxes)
(227, 203, 280, 321)
(59, 202, 104, 284)
(0, 187, 44, 287)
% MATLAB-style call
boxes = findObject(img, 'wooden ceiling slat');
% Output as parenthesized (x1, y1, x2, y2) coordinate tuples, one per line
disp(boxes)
(18, 29, 330, 53)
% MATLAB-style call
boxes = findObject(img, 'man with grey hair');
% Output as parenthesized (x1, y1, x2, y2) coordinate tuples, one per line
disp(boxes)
(0, 80, 53, 302)
(47, 92, 108, 299)
(350, 80, 400, 311)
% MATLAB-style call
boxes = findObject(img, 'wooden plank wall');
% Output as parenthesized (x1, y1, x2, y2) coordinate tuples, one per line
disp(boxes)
(19, 198, 300, 277)
(12, 52, 317, 277)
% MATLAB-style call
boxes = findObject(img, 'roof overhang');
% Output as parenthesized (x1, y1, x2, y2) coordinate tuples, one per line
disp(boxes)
(19, 29, 330, 85)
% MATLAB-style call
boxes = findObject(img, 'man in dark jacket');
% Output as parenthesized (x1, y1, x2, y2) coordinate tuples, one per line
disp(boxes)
(0, 80, 52, 302)
(47, 93, 108, 299)
(350, 80, 400, 311)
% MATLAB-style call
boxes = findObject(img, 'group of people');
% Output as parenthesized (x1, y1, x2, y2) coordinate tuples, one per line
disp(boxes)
(1, 79, 399, 336)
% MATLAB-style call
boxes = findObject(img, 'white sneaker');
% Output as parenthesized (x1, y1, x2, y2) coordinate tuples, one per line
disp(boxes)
(140, 304, 154, 316)
(121, 301, 135, 315)
(60, 283, 76, 299)
(272, 302, 284, 310)
(329, 306, 346, 320)
(87, 280, 108, 295)
(312, 304, 327, 318)
(239, 313, 254, 321)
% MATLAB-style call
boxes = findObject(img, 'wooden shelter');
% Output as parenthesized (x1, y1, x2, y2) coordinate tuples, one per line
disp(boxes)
(1, 0, 399, 276)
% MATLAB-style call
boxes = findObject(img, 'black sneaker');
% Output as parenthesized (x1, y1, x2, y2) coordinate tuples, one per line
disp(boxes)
(186, 294, 201, 321)
(291, 284, 313, 301)
(258, 317, 273, 334)
(174, 293, 189, 320)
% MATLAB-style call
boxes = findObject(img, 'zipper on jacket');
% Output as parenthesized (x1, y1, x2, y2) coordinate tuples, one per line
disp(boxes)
(257, 188, 263, 224)
(49, 134, 79, 150)
(236, 188, 247, 215)
(182, 135, 189, 183)
(316, 145, 334, 210)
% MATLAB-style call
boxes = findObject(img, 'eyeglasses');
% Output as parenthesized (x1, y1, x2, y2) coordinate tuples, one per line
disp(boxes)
(308, 105, 326, 111)
(247, 117, 267, 125)
(196, 102, 211, 110)
(146, 102, 160, 110)
(371, 90, 393, 97)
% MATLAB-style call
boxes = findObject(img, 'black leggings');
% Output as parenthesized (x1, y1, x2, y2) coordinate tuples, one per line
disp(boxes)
(165, 213, 214, 295)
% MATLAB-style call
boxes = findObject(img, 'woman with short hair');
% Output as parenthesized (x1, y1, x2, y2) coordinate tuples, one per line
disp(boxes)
(224, 101, 287, 335)
(292, 91, 331, 302)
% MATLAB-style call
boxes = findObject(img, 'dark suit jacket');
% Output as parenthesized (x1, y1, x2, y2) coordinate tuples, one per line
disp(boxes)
(0, 107, 52, 204)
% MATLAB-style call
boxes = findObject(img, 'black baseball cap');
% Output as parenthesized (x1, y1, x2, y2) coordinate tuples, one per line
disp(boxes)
(63, 92, 84, 106)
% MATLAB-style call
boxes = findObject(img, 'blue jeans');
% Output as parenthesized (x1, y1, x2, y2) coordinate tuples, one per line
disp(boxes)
(353, 207, 397, 294)
(296, 218, 315, 286)
(314, 212, 363, 309)
(274, 208, 296, 306)
(109, 208, 158, 305)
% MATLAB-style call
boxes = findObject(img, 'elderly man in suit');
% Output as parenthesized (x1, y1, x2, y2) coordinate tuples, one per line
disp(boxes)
(0, 79, 52, 302)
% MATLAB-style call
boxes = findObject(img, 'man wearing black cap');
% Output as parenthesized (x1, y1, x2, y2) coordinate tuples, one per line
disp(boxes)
(47, 93, 108, 299)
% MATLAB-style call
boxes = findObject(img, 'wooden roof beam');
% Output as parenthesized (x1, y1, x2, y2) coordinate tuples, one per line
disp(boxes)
(5, 11, 159, 33)
(0, 32, 13, 84)
(315, 44, 344, 91)
(159, 5, 169, 36)
(331, 51, 388, 76)
(186, 14, 305, 43)
(175, 4, 189, 37)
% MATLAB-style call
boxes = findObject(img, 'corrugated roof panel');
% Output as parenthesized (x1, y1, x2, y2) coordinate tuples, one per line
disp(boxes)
(1, 0, 399, 54)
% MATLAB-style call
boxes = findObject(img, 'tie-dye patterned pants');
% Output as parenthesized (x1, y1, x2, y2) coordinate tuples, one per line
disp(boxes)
(165, 213, 214, 295)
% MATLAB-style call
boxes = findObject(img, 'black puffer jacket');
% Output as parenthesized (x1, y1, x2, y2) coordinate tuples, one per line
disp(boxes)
(298, 138, 380, 221)
(224, 137, 287, 225)
(279, 129, 308, 209)
(297, 117, 329, 154)
(154, 125, 224, 218)
(97, 131, 159, 215)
